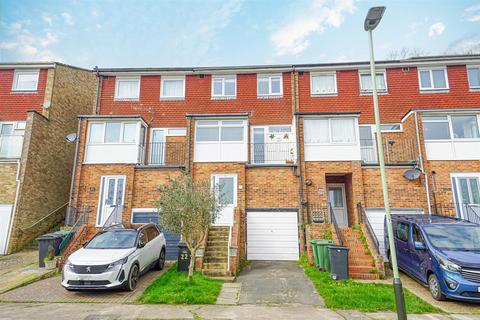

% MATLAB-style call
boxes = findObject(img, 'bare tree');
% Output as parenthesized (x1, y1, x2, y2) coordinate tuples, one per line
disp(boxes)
(156, 176, 222, 280)
(386, 47, 428, 60)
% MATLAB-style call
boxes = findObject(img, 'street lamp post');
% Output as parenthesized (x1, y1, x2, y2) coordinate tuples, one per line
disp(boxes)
(364, 6, 407, 320)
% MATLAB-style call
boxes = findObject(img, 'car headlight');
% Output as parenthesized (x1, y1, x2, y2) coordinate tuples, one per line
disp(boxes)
(106, 257, 128, 271)
(438, 256, 461, 273)
(64, 260, 75, 272)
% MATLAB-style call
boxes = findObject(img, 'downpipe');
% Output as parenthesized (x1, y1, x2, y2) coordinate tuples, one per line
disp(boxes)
(414, 111, 432, 215)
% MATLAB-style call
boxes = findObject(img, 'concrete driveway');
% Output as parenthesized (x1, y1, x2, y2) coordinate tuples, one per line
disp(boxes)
(236, 261, 324, 306)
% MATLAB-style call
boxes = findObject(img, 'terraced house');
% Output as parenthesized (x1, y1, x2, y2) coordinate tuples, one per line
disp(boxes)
(0, 62, 96, 255)
(65, 54, 480, 279)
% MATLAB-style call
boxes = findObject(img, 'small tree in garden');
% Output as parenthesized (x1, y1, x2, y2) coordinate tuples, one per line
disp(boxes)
(157, 176, 223, 280)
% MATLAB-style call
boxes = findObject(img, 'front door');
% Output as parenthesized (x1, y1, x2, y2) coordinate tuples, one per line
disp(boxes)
(97, 176, 125, 227)
(212, 174, 237, 226)
(327, 184, 348, 228)
(452, 174, 480, 220)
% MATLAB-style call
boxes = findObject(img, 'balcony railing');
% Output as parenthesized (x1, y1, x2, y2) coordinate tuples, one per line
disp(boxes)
(250, 142, 296, 165)
(432, 203, 480, 224)
(361, 137, 418, 165)
(0, 135, 24, 158)
(146, 142, 186, 166)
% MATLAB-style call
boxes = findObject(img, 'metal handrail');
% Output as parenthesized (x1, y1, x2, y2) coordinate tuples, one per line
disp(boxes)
(21, 202, 68, 231)
(357, 203, 380, 254)
(360, 137, 418, 164)
(147, 141, 186, 165)
(464, 204, 480, 224)
(250, 142, 297, 165)
(102, 205, 124, 228)
(328, 203, 344, 246)
(59, 209, 89, 254)
(432, 202, 480, 224)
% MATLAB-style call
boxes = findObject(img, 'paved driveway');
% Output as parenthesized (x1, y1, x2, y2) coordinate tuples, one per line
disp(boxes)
(237, 261, 324, 306)
(0, 268, 165, 304)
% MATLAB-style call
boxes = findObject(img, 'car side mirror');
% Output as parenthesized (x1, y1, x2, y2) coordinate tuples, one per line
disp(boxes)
(414, 241, 426, 250)
(138, 241, 146, 248)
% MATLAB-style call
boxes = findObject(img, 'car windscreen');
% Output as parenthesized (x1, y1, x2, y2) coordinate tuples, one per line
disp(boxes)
(85, 230, 137, 249)
(423, 224, 480, 251)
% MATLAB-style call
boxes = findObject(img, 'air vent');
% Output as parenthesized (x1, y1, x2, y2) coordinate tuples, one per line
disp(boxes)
(199, 74, 205, 79)
(402, 67, 410, 72)
(299, 71, 304, 76)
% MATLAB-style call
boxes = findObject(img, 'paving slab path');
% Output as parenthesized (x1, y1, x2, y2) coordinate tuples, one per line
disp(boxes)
(236, 261, 324, 306)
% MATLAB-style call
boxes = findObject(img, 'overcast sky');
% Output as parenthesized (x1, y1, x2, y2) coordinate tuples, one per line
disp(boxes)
(1, 0, 480, 68)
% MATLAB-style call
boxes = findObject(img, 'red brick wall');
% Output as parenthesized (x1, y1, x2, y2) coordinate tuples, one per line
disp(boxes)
(0, 69, 49, 121)
(298, 66, 480, 124)
(98, 73, 293, 127)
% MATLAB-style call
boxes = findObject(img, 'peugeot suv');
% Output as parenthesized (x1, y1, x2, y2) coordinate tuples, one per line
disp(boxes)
(62, 224, 166, 291)
(386, 214, 480, 302)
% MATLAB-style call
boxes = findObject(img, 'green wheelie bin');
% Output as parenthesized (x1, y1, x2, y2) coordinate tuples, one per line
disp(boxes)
(317, 240, 334, 271)
(310, 240, 321, 268)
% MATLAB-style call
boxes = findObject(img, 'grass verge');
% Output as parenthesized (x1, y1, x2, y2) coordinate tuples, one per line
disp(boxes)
(299, 255, 442, 313)
(137, 264, 224, 304)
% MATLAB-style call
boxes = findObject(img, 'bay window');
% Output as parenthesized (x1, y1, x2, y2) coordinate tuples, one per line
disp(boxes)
(418, 68, 448, 91)
(115, 77, 140, 100)
(257, 74, 282, 97)
(359, 71, 387, 93)
(88, 122, 138, 144)
(311, 72, 337, 95)
(212, 75, 236, 98)
(423, 114, 480, 140)
(304, 118, 356, 144)
(161, 76, 185, 99)
(196, 120, 244, 142)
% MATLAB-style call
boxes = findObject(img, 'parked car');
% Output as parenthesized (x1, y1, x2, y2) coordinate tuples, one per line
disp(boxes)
(62, 224, 166, 291)
(385, 214, 480, 302)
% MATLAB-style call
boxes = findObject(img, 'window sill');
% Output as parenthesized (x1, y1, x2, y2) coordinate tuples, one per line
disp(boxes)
(160, 97, 185, 101)
(419, 89, 449, 94)
(469, 88, 480, 92)
(311, 93, 338, 97)
(360, 91, 388, 96)
(211, 96, 237, 100)
(257, 95, 283, 99)
(11, 90, 38, 94)
(114, 98, 140, 102)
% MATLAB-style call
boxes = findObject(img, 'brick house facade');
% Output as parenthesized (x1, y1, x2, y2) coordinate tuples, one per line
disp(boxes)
(68, 55, 480, 278)
(0, 63, 96, 254)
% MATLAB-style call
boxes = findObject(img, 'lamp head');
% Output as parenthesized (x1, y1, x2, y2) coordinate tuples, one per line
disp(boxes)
(364, 6, 386, 31)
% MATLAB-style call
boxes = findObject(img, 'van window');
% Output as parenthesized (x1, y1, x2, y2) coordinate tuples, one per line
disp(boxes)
(396, 222, 409, 242)
(412, 225, 425, 243)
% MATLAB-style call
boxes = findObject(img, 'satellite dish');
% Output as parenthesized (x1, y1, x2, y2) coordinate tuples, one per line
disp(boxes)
(403, 168, 421, 180)
(65, 133, 77, 143)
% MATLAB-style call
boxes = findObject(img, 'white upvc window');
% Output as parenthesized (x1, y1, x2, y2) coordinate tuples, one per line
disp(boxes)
(12, 69, 40, 91)
(304, 118, 357, 145)
(359, 71, 387, 93)
(212, 75, 236, 98)
(88, 122, 139, 144)
(161, 76, 185, 99)
(257, 74, 282, 97)
(196, 120, 245, 143)
(310, 72, 337, 95)
(423, 114, 480, 141)
(418, 67, 449, 91)
(380, 124, 402, 132)
(467, 66, 480, 89)
(115, 77, 140, 100)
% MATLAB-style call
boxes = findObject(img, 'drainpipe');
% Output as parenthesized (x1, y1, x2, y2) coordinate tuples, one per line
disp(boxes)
(186, 117, 192, 175)
(4, 160, 22, 254)
(93, 66, 101, 115)
(293, 68, 307, 252)
(67, 117, 83, 224)
(414, 111, 432, 215)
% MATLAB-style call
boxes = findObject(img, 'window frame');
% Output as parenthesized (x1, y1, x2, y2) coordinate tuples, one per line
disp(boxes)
(418, 67, 449, 91)
(160, 75, 186, 100)
(195, 119, 246, 144)
(131, 208, 159, 225)
(257, 74, 283, 97)
(423, 114, 480, 142)
(304, 117, 358, 146)
(114, 76, 141, 100)
(467, 65, 480, 90)
(310, 72, 338, 96)
(380, 123, 403, 132)
(211, 75, 237, 99)
(12, 69, 40, 92)
(87, 121, 139, 145)
(358, 70, 388, 94)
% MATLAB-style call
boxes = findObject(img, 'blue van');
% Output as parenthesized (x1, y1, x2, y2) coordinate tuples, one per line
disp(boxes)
(385, 214, 480, 301)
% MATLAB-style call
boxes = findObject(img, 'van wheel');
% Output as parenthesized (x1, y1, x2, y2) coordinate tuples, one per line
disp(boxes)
(428, 274, 446, 301)
(154, 249, 166, 270)
(125, 264, 139, 291)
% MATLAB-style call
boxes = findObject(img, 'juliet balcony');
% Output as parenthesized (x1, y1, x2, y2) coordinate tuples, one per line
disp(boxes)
(144, 141, 187, 167)
(360, 137, 418, 165)
(250, 142, 297, 165)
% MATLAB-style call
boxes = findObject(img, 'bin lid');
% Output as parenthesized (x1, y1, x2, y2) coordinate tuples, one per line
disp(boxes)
(36, 232, 65, 240)
(317, 239, 334, 244)
(327, 245, 349, 251)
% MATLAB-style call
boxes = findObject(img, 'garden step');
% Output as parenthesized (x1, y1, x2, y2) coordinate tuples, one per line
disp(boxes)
(349, 265, 376, 273)
(349, 272, 380, 280)
(203, 262, 228, 269)
(203, 269, 231, 277)
(204, 257, 228, 263)
(204, 254, 228, 260)
(207, 240, 229, 246)
(208, 235, 229, 241)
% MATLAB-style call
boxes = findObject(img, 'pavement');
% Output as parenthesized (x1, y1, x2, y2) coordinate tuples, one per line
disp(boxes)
(0, 268, 166, 303)
(1, 303, 480, 320)
(236, 260, 324, 306)
(0, 249, 56, 294)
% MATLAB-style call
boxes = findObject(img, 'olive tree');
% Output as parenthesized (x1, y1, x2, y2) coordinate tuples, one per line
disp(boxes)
(156, 176, 223, 280)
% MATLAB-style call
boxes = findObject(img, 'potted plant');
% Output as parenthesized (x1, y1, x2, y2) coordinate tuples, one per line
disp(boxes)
(44, 245, 56, 270)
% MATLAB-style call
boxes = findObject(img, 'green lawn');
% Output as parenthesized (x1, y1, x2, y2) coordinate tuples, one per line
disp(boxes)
(137, 264, 224, 304)
(299, 255, 442, 313)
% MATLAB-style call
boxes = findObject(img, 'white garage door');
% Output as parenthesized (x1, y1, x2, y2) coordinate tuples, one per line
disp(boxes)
(247, 211, 299, 261)
(0, 205, 13, 255)
(365, 208, 423, 258)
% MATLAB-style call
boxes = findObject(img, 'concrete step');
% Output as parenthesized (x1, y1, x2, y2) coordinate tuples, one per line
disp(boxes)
(204, 257, 228, 264)
(208, 235, 229, 241)
(203, 262, 228, 270)
(204, 252, 228, 259)
(207, 240, 228, 246)
(203, 269, 231, 277)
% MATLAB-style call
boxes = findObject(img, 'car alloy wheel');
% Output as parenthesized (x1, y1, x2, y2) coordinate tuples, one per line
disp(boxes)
(127, 264, 139, 291)
(158, 250, 165, 270)
(428, 274, 445, 301)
